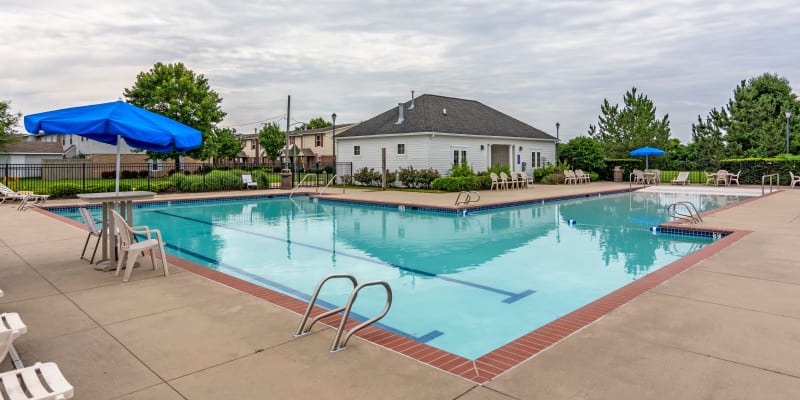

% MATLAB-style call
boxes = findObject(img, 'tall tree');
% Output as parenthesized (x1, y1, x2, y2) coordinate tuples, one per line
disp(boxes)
(123, 62, 226, 161)
(213, 127, 243, 160)
(259, 122, 285, 162)
(294, 117, 332, 131)
(588, 87, 672, 158)
(694, 73, 799, 157)
(0, 100, 21, 151)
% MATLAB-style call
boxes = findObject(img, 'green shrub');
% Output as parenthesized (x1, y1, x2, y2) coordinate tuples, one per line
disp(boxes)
(353, 167, 381, 186)
(449, 160, 475, 178)
(431, 176, 484, 191)
(534, 165, 558, 181)
(541, 173, 564, 184)
(46, 183, 82, 198)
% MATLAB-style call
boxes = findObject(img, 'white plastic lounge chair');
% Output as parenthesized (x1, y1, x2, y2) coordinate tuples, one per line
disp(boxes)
(728, 170, 740, 186)
(499, 172, 510, 190)
(790, 171, 800, 188)
(489, 172, 500, 190)
(0, 312, 27, 363)
(671, 171, 690, 185)
(0, 183, 48, 208)
(242, 174, 258, 190)
(0, 362, 73, 400)
(111, 210, 169, 282)
(79, 208, 102, 264)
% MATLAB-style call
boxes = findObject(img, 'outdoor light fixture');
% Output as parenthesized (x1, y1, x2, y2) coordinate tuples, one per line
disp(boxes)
(331, 112, 337, 174)
(480, 145, 485, 150)
(785, 110, 792, 154)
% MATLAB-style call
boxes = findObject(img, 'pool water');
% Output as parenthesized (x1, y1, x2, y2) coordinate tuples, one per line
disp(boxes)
(56, 191, 748, 359)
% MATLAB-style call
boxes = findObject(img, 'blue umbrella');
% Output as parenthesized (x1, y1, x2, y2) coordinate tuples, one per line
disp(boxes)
(24, 100, 201, 193)
(629, 146, 665, 170)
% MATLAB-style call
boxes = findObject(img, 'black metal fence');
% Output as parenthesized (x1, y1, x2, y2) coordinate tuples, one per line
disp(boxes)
(1, 162, 353, 198)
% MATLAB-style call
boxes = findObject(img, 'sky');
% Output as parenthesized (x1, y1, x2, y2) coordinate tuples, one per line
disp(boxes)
(2, 0, 799, 143)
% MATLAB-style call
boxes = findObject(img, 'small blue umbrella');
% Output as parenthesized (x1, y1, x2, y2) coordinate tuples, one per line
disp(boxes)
(24, 100, 201, 193)
(629, 146, 665, 170)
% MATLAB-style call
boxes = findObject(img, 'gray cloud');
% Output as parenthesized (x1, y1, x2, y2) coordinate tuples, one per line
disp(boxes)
(2, 0, 798, 142)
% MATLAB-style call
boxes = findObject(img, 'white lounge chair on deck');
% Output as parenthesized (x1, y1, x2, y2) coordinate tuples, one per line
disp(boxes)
(0, 183, 48, 209)
(242, 174, 258, 190)
(0, 362, 73, 400)
(111, 210, 169, 282)
(671, 171, 690, 185)
(0, 312, 27, 363)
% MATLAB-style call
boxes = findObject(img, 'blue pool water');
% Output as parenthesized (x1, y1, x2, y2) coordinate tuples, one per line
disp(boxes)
(54, 191, 748, 359)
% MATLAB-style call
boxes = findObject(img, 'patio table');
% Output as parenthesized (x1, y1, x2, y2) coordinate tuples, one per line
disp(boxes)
(77, 191, 156, 271)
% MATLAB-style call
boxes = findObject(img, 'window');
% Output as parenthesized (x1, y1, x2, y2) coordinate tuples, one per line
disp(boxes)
(290, 137, 295, 145)
(453, 150, 468, 165)
(354, 145, 361, 156)
(532, 152, 542, 168)
(316, 134, 322, 147)
(148, 159, 163, 171)
(397, 143, 405, 155)
(250, 140, 256, 150)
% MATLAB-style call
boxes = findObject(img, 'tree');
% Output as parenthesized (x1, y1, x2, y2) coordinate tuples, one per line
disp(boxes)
(694, 73, 799, 157)
(558, 137, 606, 172)
(123, 62, 227, 161)
(588, 87, 672, 158)
(213, 127, 243, 160)
(259, 122, 285, 162)
(294, 117, 332, 131)
(0, 100, 21, 151)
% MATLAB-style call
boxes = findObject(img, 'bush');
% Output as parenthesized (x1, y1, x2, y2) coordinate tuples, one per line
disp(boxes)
(431, 176, 485, 191)
(101, 171, 116, 179)
(533, 165, 558, 181)
(138, 170, 150, 178)
(120, 170, 138, 179)
(449, 160, 475, 178)
(353, 167, 381, 186)
(541, 173, 564, 184)
(559, 137, 606, 174)
(46, 183, 83, 198)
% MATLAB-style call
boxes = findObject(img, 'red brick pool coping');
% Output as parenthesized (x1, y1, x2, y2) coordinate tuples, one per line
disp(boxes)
(33, 191, 757, 384)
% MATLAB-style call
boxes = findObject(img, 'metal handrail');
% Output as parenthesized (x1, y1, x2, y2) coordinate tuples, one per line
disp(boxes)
(454, 190, 480, 205)
(294, 274, 358, 337)
(319, 174, 345, 195)
(761, 173, 780, 195)
(289, 173, 319, 197)
(667, 201, 703, 224)
(330, 280, 393, 352)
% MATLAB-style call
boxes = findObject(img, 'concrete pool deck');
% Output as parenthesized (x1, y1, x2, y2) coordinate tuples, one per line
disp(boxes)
(1, 182, 799, 399)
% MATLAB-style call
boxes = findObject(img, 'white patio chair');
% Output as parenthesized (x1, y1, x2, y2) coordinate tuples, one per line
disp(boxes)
(499, 172, 510, 190)
(715, 169, 729, 186)
(575, 170, 590, 184)
(704, 172, 716, 185)
(728, 170, 740, 186)
(79, 208, 102, 264)
(242, 174, 258, 190)
(0, 362, 73, 400)
(111, 210, 169, 282)
(517, 171, 531, 188)
(564, 170, 577, 184)
(489, 172, 500, 190)
(790, 171, 800, 188)
(508, 172, 520, 189)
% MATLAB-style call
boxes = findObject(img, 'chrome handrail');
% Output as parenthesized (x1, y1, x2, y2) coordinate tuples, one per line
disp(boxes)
(454, 190, 480, 205)
(761, 173, 780, 195)
(294, 274, 358, 337)
(319, 174, 345, 195)
(289, 174, 319, 197)
(331, 280, 393, 352)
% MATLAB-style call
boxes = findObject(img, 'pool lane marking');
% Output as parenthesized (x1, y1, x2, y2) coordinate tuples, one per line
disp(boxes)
(152, 210, 535, 304)
(160, 240, 444, 344)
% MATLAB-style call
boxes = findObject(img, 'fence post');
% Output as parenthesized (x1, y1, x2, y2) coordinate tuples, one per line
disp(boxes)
(82, 162, 86, 192)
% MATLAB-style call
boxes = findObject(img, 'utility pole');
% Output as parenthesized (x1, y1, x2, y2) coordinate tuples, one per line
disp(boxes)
(286, 95, 291, 171)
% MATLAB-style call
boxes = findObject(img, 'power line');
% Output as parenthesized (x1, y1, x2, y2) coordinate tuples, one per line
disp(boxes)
(222, 114, 285, 128)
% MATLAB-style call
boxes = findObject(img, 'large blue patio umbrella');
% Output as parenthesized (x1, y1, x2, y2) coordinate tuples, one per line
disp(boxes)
(24, 100, 202, 193)
(629, 146, 665, 170)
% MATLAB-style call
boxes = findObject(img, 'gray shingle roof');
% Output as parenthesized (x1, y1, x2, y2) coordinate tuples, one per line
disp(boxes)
(337, 94, 555, 140)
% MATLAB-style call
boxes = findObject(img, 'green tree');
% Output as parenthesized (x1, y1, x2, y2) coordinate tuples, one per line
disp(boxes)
(559, 136, 606, 173)
(259, 122, 285, 162)
(0, 100, 21, 151)
(588, 87, 672, 158)
(694, 73, 799, 157)
(213, 127, 243, 160)
(294, 116, 332, 131)
(123, 62, 227, 161)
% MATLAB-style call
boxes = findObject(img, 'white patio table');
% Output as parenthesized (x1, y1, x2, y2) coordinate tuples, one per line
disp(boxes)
(77, 191, 156, 271)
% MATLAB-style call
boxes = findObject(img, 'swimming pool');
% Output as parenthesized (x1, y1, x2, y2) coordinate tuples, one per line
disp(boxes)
(54, 191, 748, 360)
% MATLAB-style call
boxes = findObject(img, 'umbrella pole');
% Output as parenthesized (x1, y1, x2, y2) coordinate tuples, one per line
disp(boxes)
(115, 134, 121, 194)
(645, 155, 649, 170)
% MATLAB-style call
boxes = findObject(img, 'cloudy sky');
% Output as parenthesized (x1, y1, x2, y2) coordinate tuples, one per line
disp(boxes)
(2, 0, 798, 143)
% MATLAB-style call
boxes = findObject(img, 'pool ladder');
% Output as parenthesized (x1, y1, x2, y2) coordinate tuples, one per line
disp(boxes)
(454, 190, 480, 205)
(294, 274, 392, 352)
(667, 201, 703, 224)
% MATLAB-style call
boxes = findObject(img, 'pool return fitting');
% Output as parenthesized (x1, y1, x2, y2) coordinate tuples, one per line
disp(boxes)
(294, 274, 393, 352)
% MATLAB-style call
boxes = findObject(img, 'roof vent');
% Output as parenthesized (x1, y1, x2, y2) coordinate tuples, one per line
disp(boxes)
(442, 108, 447, 116)
(409, 91, 415, 109)
(395, 103, 404, 124)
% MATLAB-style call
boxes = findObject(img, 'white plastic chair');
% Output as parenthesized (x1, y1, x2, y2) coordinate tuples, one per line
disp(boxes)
(489, 172, 500, 191)
(79, 208, 102, 264)
(0, 312, 27, 363)
(508, 172, 520, 189)
(728, 170, 741, 186)
(0, 362, 74, 400)
(242, 174, 258, 189)
(791, 171, 800, 188)
(671, 171, 690, 185)
(111, 210, 169, 282)
(498, 172, 510, 190)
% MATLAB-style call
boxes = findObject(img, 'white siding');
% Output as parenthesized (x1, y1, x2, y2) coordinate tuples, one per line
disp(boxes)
(337, 133, 555, 176)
